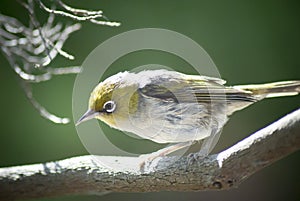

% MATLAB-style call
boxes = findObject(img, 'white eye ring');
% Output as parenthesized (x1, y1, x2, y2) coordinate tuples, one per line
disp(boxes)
(103, 100, 116, 113)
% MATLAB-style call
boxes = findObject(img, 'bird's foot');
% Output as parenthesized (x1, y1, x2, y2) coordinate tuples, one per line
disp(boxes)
(187, 152, 207, 166)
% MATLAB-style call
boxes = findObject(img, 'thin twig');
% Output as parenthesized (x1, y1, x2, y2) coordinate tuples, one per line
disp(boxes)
(38, 0, 104, 21)
(57, 0, 103, 16)
(37, 0, 121, 26)
(21, 81, 70, 124)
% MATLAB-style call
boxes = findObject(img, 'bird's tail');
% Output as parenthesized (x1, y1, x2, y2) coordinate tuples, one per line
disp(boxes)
(233, 80, 300, 100)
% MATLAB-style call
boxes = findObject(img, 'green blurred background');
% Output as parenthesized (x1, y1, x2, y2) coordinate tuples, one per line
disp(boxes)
(1, 0, 300, 200)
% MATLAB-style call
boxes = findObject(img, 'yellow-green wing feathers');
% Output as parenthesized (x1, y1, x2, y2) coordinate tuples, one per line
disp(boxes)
(139, 75, 257, 104)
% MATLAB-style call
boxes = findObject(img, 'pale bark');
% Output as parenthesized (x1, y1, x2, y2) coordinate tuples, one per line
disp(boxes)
(0, 108, 300, 200)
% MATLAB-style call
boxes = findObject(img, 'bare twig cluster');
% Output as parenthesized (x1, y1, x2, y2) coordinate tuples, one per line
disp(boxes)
(0, 0, 120, 124)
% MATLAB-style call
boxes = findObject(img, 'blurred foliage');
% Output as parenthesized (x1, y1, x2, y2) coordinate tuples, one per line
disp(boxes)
(0, 0, 299, 201)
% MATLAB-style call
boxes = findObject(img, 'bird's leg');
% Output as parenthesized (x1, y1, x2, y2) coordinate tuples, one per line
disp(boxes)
(139, 141, 193, 172)
(188, 128, 222, 163)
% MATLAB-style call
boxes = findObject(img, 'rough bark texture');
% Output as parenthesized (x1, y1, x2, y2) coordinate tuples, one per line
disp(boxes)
(0, 108, 300, 200)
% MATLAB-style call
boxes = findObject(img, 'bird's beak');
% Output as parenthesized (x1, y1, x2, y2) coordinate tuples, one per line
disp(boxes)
(76, 109, 99, 126)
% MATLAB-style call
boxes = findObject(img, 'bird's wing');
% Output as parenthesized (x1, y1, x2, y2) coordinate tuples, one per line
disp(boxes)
(139, 76, 257, 103)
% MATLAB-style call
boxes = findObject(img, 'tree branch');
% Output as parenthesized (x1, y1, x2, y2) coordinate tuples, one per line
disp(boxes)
(1, 108, 300, 200)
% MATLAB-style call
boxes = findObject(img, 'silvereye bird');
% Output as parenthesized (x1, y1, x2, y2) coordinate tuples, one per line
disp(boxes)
(77, 69, 300, 163)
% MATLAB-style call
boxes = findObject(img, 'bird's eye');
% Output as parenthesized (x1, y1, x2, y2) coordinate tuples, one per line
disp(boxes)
(103, 100, 116, 113)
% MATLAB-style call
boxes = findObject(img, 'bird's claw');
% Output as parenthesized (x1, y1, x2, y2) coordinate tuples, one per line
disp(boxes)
(187, 152, 206, 166)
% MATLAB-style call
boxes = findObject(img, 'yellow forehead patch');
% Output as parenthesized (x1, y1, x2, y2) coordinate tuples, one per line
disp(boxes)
(89, 82, 116, 112)
(88, 82, 139, 127)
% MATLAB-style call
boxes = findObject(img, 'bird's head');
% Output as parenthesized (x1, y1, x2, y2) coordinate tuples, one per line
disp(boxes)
(76, 72, 139, 128)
